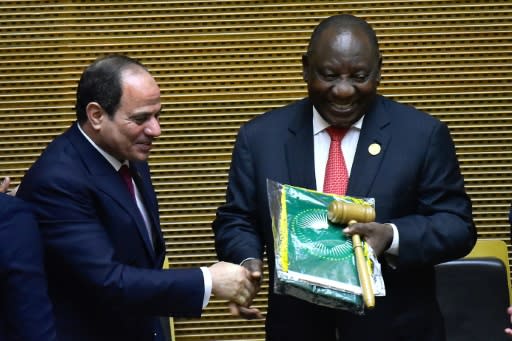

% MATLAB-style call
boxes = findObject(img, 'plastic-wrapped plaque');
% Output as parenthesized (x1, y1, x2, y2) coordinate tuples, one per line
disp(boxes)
(266, 179, 385, 315)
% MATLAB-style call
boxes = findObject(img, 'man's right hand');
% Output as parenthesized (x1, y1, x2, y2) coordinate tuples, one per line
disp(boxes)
(209, 261, 258, 308)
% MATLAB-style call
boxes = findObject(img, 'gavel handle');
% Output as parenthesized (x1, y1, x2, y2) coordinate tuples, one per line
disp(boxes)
(349, 220, 375, 309)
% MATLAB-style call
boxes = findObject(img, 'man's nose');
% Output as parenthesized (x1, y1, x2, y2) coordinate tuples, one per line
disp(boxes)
(332, 79, 356, 98)
(144, 116, 161, 137)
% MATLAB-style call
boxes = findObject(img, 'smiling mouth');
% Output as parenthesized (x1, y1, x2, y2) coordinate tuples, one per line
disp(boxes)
(137, 143, 152, 152)
(330, 102, 355, 112)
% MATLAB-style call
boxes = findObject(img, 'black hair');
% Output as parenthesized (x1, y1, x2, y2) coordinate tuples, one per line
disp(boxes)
(75, 54, 147, 123)
(307, 14, 380, 60)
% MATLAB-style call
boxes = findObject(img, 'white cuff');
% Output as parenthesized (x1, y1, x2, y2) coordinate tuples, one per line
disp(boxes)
(200, 267, 212, 309)
(386, 223, 399, 256)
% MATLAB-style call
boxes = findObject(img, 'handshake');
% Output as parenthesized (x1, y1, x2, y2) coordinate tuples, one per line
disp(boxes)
(208, 259, 263, 319)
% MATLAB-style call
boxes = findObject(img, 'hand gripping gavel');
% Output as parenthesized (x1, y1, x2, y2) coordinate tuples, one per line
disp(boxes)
(328, 200, 376, 309)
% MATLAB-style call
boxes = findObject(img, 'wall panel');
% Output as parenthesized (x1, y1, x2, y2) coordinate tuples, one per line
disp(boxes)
(0, 1, 510, 340)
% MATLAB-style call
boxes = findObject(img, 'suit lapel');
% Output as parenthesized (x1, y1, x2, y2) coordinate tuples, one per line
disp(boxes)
(67, 124, 158, 262)
(348, 96, 391, 197)
(285, 99, 316, 190)
(130, 162, 165, 263)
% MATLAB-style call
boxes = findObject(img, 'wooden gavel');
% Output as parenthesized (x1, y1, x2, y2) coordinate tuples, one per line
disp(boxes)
(328, 200, 376, 309)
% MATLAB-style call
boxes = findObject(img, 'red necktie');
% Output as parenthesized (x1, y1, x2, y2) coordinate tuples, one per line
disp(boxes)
(118, 165, 157, 249)
(119, 164, 135, 200)
(323, 127, 349, 195)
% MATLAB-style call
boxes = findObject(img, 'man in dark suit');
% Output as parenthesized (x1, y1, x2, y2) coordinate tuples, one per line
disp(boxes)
(0, 192, 57, 341)
(213, 14, 476, 341)
(17, 54, 258, 341)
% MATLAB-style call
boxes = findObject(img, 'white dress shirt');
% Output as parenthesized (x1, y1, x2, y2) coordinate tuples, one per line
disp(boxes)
(312, 107, 399, 255)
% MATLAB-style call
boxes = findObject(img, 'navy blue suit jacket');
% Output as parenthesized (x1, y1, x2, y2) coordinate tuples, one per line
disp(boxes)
(18, 123, 204, 341)
(213, 96, 476, 341)
(0, 193, 57, 341)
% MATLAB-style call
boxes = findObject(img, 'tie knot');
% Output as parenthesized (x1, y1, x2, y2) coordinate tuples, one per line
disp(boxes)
(326, 126, 348, 142)
(119, 164, 131, 178)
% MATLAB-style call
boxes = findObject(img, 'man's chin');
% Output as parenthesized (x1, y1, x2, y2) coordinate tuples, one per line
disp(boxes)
(129, 152, 150, 162)
(322, 115, 359, 128)
(137, 154, 150, 161)
(133, 145, 152, 160)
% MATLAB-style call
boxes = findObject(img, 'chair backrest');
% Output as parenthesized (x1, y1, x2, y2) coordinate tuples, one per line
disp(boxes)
(465, 238, 512, 304)
(435, 239, 511, 341)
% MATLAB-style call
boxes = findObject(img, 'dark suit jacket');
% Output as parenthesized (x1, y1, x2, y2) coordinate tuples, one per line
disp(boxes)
(17, 123, 204, 341)
(0, 193, 57, 341)
(213, 96, 476, 341)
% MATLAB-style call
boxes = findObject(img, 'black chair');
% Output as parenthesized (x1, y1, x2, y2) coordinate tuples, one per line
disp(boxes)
(435, 239, 511, 341)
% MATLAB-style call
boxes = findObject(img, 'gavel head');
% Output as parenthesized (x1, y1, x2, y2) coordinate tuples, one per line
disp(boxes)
(327, 200, 375, 224)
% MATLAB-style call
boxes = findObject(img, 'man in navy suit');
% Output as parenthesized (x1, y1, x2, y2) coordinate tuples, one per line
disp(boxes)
(17, 55, 258, 341)
(0, 192, 57, 341)
(213, 14, 476, 341)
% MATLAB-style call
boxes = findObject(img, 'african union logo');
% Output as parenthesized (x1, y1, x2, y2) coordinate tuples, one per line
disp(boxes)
(290, 208, 353, 261)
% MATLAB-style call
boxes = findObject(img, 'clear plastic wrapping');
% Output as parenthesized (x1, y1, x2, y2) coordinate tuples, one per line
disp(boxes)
(267, 179, 385, 315)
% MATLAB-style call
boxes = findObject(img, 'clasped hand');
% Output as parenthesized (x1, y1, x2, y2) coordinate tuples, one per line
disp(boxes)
(209, 260, 263, 319)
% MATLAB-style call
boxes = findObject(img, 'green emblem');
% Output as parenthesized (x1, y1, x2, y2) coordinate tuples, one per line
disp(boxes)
(291, 208, 353, 261)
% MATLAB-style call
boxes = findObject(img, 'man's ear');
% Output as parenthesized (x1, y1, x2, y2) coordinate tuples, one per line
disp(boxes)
(85, 102, 104, 131)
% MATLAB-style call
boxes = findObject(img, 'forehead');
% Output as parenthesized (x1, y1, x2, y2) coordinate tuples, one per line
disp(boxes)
(120, 66, 157, 90)
(119, 68, 160, 102)
(312, 26, 376, 62)
(322, 26, 373, 51)
(111, 67, 161, 119)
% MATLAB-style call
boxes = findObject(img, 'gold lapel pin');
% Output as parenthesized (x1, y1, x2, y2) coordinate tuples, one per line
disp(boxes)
(368, 143, 381, 156)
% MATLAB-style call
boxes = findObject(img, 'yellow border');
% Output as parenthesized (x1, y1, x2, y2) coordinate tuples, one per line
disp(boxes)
(279, 186, 289, 272)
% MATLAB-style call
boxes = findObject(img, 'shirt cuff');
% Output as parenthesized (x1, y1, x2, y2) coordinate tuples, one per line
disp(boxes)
(240, 257, 256, 266)
(386, 223, 399, 256)
(200, 267, 212, 309)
